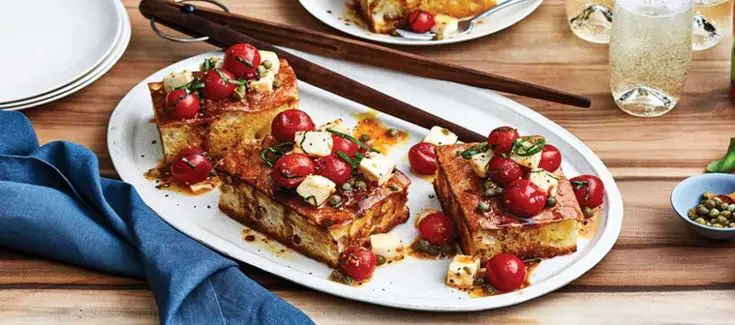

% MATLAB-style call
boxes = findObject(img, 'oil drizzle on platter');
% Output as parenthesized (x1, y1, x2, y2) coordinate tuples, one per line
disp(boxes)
(579, 209, 601, 239)
(241, 228, 293, 259)
(352, 110, 409, 154)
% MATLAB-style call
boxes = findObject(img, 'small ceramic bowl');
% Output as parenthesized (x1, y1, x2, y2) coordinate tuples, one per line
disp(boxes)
(671, 173, 735, 240)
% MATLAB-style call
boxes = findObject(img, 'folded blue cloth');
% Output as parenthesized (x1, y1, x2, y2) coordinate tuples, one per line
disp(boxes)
(0, 111, 313, 325)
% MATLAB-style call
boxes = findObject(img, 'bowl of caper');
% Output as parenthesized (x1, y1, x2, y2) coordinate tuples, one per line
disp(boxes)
(671, 173, 735, 240)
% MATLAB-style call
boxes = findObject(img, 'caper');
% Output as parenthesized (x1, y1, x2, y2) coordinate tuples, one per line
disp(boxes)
(703, 192, 715, 199)
(341, 183, 353, 192)
(719, 210, 731, 219)
(376, 255, 387, 265)
(730, 223, 735, 228)
(484, 179, 498, 190)
(273, 78, 281, 89)
(708, 209, 720, 218)
(473, 277, 485, 286)
(476, 201, 490, 213)
(716, 216, 729, 225)
(387, 128, 399, 138)
(483, 188, 494, 198)
(546, 196, 558, 208)
(425, 245, 441, 256)
(495, 187, 504, 195)
(327, 195, 342, 207)
(583, 206, 595, 218)
(687, 208, 698, 219)
(359, 134, 371, 142)
(355, 180, 367, 190)
(714, 197, 723, 205)
(329, 270, 353, 285)
(414, 239, 430, 252)
(257, 65, 267, 76)
(704, 199, 717, 209)
(728, 204, 735, 212)
(713, 223, 724, 228)
(694, 218, 706, 225)
(719, 203, 730, 211)
(262, 60, 273, 69)
(440, 244, 454, 256)
(697, 206, 709, 216)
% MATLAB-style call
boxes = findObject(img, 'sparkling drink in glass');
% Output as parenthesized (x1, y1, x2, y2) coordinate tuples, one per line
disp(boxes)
(609, 0, 693, 117)
(692, 0, 732, 51)
(566, 0, 616, 43)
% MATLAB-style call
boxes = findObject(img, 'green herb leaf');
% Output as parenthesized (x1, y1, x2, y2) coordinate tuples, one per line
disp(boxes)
(459, 143, 489, 159)
(336, 151, 356, 167)
(259, 142, 294, 168)
(511, 136, 546, 157)
(214, 68, 247, 86)
(326, 128, 379, 153)
(236, 56, 254, 68)
(707, 138, 735, 173)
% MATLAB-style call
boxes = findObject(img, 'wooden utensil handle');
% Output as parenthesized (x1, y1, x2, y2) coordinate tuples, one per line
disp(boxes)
(139, 0, 487, 142)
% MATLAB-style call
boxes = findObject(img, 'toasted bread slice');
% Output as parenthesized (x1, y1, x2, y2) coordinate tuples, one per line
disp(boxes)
(358, 0, 496, 33)
(149, 59, 299, 163)
(433, 143, 583, 259)
(217, 144, 411, 267)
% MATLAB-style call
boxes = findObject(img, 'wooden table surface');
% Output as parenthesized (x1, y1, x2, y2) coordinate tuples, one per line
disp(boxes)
(3, 0, 735, 324)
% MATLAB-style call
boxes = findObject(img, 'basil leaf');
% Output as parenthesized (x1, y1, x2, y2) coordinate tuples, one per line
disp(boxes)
(214, 68, 247, 86)
(707, 138, 735, 173)
(259, 142, 294, 168)
(511, 136, 546, 157)
(459, 143, 489, 159)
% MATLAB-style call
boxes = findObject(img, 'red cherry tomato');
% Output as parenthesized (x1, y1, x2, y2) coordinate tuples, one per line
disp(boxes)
(503, 179, 547, 217)
(487, 126, 519, 155)
(340, 247, 377, 281)
(408, 142, 438, 175)
(170, 147, 213, 184)
(272, 153, 315, 189)
(331, 135, 359, 157)
(418, 212, 456, 245)
(538, 144, 562, 172)
(165, 89, 200, 120)
(271, 110, 316, 143)
(223, 43, 261, 79)
(314, 154, 352, 185)
(484, 253, 527, 292)
(569, 175, 605, 209)
(486, 156, 525, 186)
(407, 10, 435, 33)
(201, 68, 236, 100)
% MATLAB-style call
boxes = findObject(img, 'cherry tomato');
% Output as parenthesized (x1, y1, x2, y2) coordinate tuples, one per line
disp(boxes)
(331, 135, 359, 157)
(408, 142, 438, 175)
(223, 43, 261, 79)
(272, 153, 315, 189)
(569, 175, 605, 209)
(314, 154, 352, 185)
(418, 212, 456, 245)
(484, 253, 527, 292)
(271, 110, 316, 143)
(165, 89, 200, 120)
(538, 144, 562, 172)
(407, 10, 435, 33)
(340, 247, 377, 281)
(503, 179, 547, 217)
(487, 126, 519, 155)
(170, 147, 213, 184)
(201, 68, 236, 100)
(486, 156, 525, 186)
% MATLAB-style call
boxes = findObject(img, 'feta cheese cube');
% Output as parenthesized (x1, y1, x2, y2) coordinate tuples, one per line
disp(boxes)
(294, 131, 334, 157)
(530, 169, 560, 197)
(510, 151, 541, 169)
(296, 175, 336, 207)
(249, 71, 276, 93)
(423, 126, 458, 146)
(431, 14, 459, 40)
(469, 149, 494, 178)
(318, 119, 351, 134)
(358, 152, 396, 185)
(258, 50, 280, 75)
(163, 70, 194, 93)
(446, 255, 480, 289)
(370, 233, 405, 260)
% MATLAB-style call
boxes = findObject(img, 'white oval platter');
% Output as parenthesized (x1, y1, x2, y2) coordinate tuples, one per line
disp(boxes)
(108, 49, 623, 311)
(297, 0, 543, 46)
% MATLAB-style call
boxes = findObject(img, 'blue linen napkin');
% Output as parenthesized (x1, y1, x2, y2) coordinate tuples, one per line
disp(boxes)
(0, 111, 314, 325)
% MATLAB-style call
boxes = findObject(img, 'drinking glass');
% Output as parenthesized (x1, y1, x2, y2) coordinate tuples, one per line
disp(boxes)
(566, 0, 616, 43)
(692, 0, 732, 51)
(609, 0, 693, 117)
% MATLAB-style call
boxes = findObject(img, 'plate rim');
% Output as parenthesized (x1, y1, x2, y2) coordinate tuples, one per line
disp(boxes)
(297, 0, 544, 46)
(107, 51, 623, 311)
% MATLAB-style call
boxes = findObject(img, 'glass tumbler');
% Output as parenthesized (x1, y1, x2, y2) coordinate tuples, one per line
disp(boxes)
(566, 0, 616, 43)
(609, 0, 694, 117)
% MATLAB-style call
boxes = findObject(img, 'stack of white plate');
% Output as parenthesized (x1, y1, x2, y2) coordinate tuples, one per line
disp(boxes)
(0, 0, 131, 111)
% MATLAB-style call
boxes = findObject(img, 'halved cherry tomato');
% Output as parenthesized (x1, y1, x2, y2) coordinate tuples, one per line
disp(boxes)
(170, 147, 212, 184)
(408, 142, 438, 175)
(315, 154, 352, 185)
(503, 179, 547, 217)
(418, 212, 456, 245)
(331, 135, 359, 157)
(223, 43, 261, 79)
(538, 144, 562, 172)
(486, 156, 525, 186)
(569, 175, 605, 209)
(272, 153, 315, 189)
(271, 110, 316, 143)
(201, 68, 236, 100)
(165, 89, 200, 120)
(407, 10, 435, 33)
(487, 126, 519, 155)
(340, 247, 377, 281)
(484, 253, 527, 292)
